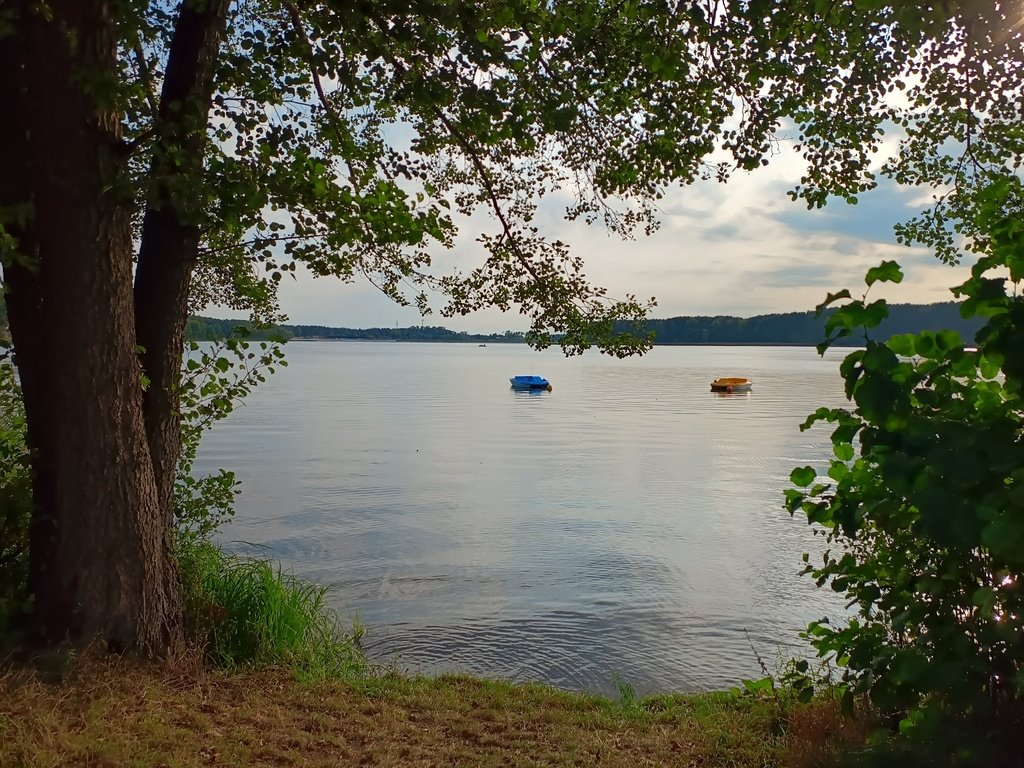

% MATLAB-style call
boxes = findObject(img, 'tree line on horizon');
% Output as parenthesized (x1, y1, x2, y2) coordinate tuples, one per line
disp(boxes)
(183, 316, 528, 343)
(641, 301, 984, 346)
(185, 301, 982, 347)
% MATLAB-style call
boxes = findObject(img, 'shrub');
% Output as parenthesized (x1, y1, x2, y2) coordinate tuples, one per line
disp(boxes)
(178, 540, 364, 678)
(788, 182, 1024, 762)
(0, 362, 31, 634)
(174, 336, 285, 544)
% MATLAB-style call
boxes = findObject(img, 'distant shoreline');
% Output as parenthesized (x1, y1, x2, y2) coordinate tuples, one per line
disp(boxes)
(186, 301, 982, 346)
(284, 337, 842, 347)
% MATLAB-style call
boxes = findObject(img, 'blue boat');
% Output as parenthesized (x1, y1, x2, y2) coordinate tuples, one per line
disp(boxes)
(510, 374, 552, 391)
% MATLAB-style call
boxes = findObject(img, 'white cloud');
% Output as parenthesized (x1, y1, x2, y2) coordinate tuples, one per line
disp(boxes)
(256, 140, 975, 333)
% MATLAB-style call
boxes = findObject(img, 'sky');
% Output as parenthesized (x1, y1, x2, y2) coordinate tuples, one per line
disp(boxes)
(261, 137, 973, 334)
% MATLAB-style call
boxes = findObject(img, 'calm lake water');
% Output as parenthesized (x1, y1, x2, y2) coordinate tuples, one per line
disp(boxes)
(195, 342, 852, 695)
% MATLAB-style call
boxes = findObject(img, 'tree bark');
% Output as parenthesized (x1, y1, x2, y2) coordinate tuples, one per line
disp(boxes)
(135, 0, 232, 525)
(7, 0, 182, 653)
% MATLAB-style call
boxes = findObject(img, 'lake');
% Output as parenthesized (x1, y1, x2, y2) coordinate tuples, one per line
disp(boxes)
(195, 342, 852, 695)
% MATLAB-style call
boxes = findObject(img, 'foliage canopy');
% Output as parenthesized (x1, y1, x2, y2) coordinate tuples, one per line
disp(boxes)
(104, 0, 1021, 350)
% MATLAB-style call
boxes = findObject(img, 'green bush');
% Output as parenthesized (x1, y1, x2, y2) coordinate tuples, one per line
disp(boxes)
(0, 362, 31, 633)
(788, 182, 1024, 762)
(173, 336, 285, 544)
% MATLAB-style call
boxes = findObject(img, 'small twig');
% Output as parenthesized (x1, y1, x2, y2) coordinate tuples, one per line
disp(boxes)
(743, 627, 772, 680)
(133, 37, 160, 118)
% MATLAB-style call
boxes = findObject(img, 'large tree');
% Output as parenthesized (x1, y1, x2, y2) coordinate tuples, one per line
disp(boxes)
(0, 0, 1019, 654)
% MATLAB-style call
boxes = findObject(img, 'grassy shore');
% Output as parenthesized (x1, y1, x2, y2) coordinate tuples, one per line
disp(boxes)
(0, 656, 868, 768)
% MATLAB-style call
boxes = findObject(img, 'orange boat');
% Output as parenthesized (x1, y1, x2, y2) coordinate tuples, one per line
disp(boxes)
(710, 377, 752, 393)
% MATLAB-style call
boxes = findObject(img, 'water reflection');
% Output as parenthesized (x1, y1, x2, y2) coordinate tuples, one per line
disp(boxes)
(197, 343, 852, 694)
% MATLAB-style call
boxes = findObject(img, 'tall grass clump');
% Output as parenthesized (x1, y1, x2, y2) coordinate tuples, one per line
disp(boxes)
(178, 539, 364, 679)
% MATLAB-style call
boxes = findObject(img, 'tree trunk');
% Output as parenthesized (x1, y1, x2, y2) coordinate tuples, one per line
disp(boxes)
(135, 0, 232, 524)
(6, 0, 182, 654)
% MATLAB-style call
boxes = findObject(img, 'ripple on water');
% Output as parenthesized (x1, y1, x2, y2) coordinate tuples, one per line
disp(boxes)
(198, 344, 851, 693)
(362, 607, 806, 695)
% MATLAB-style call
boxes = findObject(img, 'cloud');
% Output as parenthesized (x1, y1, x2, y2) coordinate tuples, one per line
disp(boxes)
(250, 139, 976, 332)
(757, 263, 841, 288)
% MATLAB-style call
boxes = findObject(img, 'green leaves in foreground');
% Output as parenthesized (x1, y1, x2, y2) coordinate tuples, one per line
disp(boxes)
(175, 335, 286, 544)
(815, 261, 904, 353)
(787, 186, 1024, 757)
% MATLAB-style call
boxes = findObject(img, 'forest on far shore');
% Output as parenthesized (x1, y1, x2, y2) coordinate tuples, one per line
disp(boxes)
(184, 301, 982, 346)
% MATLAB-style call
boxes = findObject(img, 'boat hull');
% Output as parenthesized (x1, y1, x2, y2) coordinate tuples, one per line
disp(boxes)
(510, 375, 552, 391)
(710, 377, 752, 393)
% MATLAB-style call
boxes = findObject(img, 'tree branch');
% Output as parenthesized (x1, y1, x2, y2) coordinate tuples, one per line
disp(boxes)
(282, 1, 362, 190)
(133, 37, 160, 118)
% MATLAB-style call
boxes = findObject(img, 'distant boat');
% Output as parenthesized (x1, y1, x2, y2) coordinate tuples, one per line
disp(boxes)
(479, 344, 487, 347)
(710, 377, 752, 393)
(510, 374, 552, 391)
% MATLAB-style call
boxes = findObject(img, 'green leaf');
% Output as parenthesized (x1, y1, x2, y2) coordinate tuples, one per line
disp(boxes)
(833, 442, 855, 461)
(935, 329, 962, 352)
(827, 461, 849, 481)
(840, 350, 865, 398)
(784, 488, 805, 513)
(791, 466, 817, 488)
(741, 677, 774, 694)
(972, 586, 997, 617)
(864, 260, 904, 286)
(914, 332, 937, 359)
(861, 299, 889, 330)
(898, 707, 925, 735)
(887, 333, 917, 356)
(862, 341, 897, 371)
(980, 353, 1003, 379)
(853, 373, 903, 422)
(825, 304, 859, 335)
(815, 289, 852, 316)
(800, 407, 836, 431)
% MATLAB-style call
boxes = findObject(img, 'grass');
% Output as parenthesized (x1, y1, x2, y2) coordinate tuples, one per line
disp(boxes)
(177, 540, 364, 679)
(0, 655, 871, 768)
